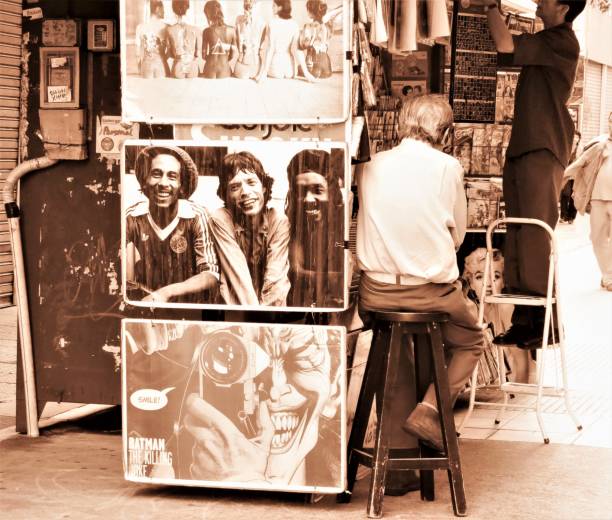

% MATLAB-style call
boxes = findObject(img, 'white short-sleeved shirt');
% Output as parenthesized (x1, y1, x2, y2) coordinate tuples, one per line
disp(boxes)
(357, 138, 466, 285)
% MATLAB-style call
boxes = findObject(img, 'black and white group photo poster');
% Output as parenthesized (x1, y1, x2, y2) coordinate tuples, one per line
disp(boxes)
(121, 139, 349, 311)
(122, 319, 346, 493)
(120, 0, 350, 124)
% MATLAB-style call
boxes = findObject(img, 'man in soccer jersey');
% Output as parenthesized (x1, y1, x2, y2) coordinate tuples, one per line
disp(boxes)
(125, 145, 219, 304)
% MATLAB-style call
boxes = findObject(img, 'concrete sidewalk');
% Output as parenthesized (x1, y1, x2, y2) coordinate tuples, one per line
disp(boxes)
(1, 406, 611, 520)
(1, 214, 611, 518)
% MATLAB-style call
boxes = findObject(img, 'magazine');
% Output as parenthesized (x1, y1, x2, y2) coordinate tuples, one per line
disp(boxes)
(453, 123, 474, 174)
(471, 125, 486, 174)
(488, 125, 506, 176)
(465, 178, 503, 228)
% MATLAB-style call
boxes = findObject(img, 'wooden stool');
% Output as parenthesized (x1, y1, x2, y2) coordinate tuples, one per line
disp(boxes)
(338, 311, 467, 518)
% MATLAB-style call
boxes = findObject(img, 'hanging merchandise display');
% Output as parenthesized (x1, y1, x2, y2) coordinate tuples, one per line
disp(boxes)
(448, 2, 538, 230)
(365, 0, 450, 51)
(449, 2, 498, 123)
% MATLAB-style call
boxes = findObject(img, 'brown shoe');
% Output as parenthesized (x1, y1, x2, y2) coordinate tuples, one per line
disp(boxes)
(402, 403, 444, 452)
(384, 469, 420, 496)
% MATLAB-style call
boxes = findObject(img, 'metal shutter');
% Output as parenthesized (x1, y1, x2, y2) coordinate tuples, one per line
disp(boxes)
(605, 66, 612, 125)
(0, 0, 21, 306)
(582, 60, 602, 144)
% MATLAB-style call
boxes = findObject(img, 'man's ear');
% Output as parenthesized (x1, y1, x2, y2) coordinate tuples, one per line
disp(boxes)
(558, 3, 569, 21)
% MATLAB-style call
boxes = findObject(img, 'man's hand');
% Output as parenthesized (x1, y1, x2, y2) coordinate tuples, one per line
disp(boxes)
(469, 0, 513, 52)
(142, 288, 169, 303)
(183, 394, 275, 482)
(125, 321, 169, 355)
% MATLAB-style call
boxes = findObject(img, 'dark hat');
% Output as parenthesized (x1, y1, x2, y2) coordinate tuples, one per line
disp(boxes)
(135, 145, 198, 199)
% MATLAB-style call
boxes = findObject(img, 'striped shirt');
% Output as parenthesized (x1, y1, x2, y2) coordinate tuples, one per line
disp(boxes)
(126, 199, 219, 303)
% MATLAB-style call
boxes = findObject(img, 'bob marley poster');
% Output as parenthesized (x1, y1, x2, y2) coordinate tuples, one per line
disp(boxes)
(122, 319, 346, 493)
(120, 0, 350, 124)
(121, 139, 348, 312)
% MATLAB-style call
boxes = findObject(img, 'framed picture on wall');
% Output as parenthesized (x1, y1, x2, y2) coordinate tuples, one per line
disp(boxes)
(119, 0, 350, 124)
(39, 46, 80, 109)
(42, 18, 81, 46)
(391, 50, 428, 79)
(87, 19, 115, 51)
(122, 318, 347, 492)
(121, 139, 350, 312)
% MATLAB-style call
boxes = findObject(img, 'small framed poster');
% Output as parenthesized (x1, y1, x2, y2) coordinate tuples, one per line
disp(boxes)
(87, 19, 115, 52)
(391, 79, 427, 98)
(39, 47, 80, 109)
(42, 19, 80, 46)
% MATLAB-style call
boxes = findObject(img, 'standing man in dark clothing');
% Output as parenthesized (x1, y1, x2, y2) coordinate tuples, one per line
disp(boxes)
(473, 0, 586, 346)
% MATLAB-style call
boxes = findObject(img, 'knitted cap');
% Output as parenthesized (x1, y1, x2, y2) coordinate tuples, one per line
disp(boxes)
(135, 145, 198, 199)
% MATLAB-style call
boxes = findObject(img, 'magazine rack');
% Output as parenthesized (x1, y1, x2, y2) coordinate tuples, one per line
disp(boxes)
(458, 217, 582, 443)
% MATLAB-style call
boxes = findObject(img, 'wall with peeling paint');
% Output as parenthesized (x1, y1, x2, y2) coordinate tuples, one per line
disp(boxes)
(15, 0, 201, 431)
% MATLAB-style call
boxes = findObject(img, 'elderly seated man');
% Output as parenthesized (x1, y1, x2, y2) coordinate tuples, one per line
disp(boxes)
(356, 94, 485, 451)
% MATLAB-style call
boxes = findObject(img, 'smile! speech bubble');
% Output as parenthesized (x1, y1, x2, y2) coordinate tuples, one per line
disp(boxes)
(130, 387, 174, 411)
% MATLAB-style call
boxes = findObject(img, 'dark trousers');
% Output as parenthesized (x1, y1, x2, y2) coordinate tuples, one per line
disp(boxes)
(503, 150, 564, 328)
(560, 180, 577, 222)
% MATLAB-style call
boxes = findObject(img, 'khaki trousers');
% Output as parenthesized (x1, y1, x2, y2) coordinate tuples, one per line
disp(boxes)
(359, 274, 485, 407)
(590, 200, 612, 286)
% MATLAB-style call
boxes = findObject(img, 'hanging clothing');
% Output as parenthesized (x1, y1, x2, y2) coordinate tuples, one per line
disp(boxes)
(372, 0, 388, 45)
(394, 0, 418, 53)
(426, 0, 451, 40)
(369, 0, 450, 51)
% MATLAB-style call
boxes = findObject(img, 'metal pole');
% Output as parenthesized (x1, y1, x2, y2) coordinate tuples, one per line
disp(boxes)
(3, 156, 59, 437)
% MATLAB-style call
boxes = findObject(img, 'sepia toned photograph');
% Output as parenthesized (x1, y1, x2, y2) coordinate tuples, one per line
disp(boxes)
(122, 319, 346, 492)
(121, 139, 348, 311)
(120, 0, 350, 124)
(5, 0, 612, 518)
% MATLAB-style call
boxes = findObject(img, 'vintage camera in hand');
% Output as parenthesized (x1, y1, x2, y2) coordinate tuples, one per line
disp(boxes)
(197, 330, 270, 437)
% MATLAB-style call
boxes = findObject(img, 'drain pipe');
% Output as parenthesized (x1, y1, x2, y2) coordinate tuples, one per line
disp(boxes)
(3, 156, 58, 437)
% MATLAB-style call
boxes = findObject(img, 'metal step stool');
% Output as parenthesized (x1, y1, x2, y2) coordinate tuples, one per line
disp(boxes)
(458, 217, 582, 443)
